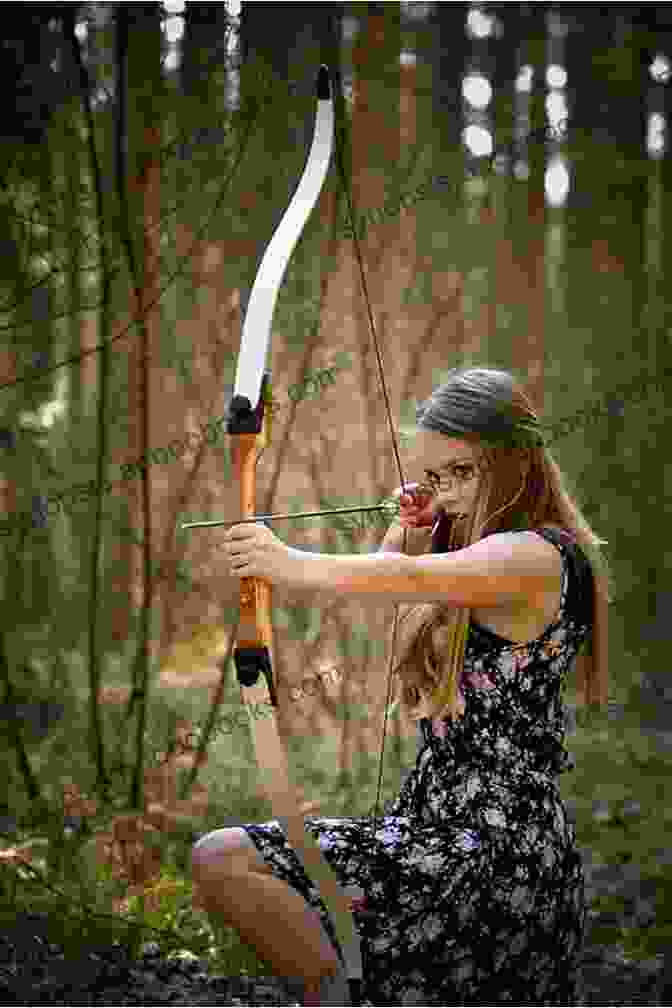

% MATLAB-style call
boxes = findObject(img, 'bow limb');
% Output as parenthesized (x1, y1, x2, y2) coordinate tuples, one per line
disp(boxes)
(226, 66, 362, 1003)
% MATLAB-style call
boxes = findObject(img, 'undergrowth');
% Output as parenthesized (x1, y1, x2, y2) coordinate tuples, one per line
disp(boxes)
(0, 830, 270, 980)
(1, 683, 670, 983)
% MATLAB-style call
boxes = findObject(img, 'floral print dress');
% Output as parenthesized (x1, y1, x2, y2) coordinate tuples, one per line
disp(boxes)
(241, 525, 594, 1005)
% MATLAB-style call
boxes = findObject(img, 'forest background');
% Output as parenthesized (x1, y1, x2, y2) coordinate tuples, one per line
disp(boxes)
(0, 0, 671, 977)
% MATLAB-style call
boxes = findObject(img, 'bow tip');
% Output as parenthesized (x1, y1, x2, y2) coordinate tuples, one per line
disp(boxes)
(317, 64, 331, 101)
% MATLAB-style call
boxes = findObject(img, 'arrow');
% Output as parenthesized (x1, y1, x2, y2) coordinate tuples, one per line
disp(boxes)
(180, 502, 396, 530)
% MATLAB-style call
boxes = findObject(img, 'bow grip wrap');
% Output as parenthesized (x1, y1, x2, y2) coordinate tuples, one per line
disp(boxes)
(227, 372, 276, 704)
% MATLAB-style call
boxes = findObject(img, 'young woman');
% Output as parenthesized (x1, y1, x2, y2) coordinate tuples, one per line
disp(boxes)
(191, 366, 612, 1006)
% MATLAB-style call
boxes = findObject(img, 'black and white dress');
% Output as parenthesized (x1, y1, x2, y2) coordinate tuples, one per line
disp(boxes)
(240, 524, 594, 1005)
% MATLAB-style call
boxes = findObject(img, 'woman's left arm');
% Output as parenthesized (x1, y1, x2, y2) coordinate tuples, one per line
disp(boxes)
(222, 524, 557, 610)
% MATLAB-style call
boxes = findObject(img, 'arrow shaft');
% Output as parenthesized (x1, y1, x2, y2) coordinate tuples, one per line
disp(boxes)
(180, 502, 393, 530)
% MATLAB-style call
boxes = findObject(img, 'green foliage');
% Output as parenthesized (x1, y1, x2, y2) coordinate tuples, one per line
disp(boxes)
(0, 843, 265, 979)
(560, 699, 672, 963)
(0, 678, 669, 978)
(587, 877, 672, 963)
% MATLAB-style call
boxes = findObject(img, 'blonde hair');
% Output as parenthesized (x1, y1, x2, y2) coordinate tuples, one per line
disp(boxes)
(392, 367, 613, 724)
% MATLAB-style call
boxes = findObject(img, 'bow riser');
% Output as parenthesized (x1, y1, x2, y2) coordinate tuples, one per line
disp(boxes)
(230, 433, 273, 646)
(228, 374, 276, 701)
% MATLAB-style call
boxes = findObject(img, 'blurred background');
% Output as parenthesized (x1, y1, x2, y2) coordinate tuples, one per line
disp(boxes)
(0, 1, 670, 982)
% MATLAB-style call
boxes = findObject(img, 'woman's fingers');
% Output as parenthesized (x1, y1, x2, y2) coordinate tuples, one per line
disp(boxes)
(396, 482, 435, 528)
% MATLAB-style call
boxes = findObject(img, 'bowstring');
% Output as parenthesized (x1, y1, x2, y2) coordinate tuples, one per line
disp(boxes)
(330, 71, 410, 836)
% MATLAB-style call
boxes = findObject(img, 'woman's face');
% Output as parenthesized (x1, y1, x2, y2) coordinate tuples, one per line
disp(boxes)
(411, 431, 485, 519)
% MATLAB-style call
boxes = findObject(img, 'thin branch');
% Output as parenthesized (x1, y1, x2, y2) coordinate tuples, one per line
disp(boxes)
(65, 6, 117, 807)
(0, 87, 270, 386)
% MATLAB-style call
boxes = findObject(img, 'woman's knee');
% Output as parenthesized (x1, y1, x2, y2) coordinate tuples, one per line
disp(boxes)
(191, 826, 271, 876)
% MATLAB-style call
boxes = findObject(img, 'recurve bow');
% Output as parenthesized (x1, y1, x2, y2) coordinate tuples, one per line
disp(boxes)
(225, 65, 363, 1004)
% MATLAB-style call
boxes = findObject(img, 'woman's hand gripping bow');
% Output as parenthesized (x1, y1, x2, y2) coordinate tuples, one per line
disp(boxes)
(222, 522, 294, 583)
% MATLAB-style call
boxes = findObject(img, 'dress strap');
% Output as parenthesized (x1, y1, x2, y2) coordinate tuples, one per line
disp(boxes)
(531, 526, 594, 631)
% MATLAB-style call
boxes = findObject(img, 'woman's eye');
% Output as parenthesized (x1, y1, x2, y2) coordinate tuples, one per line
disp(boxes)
(423, 466, 475, 485)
